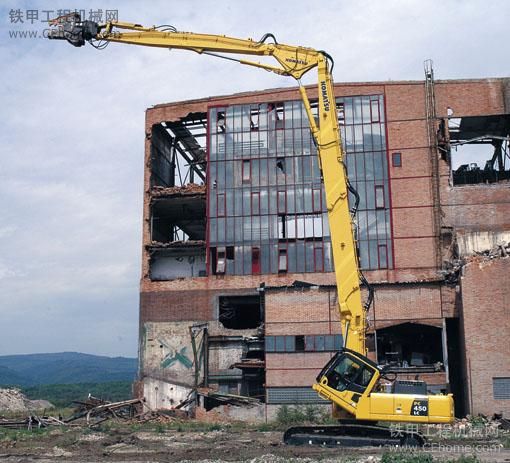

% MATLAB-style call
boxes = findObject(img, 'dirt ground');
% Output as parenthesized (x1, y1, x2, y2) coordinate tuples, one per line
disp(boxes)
(0, 424, 509, 463)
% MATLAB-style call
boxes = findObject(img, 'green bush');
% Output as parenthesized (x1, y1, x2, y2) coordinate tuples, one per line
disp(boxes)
(275, 404, 328, 425)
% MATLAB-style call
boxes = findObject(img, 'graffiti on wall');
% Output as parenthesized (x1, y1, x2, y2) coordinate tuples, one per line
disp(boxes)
(158, 338, 193, 369)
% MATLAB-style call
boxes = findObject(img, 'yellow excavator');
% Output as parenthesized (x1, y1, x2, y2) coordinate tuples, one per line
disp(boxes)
(48, 14, 454, 446)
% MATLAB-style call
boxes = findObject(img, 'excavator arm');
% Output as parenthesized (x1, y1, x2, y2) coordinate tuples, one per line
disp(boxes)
(48, 15, 454, 432)
(49, 13, 367, 355)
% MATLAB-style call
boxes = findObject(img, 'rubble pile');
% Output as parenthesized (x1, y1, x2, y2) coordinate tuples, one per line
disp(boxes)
(0, 393, 193, 430)
(441, 240, 509, 284)
(151, 183, 205, 197)
(148, 240, 205, 249)
(132, 408, 188, 424)
(424, 414, 510, 441)
(0, 388, 53, 413)
(67, 396, 143, 425)
(470, 241, 510, 260)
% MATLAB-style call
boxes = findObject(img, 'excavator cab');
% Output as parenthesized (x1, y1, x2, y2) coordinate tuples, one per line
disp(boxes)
(320, 350, 378, 395)
(313, 349, 381, 416)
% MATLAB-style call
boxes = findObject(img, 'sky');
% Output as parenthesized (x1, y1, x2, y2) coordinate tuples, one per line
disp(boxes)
(0, 0, 508, 358)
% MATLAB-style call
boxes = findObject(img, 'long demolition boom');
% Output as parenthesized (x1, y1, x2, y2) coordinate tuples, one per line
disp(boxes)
(48, 15, 367, 354)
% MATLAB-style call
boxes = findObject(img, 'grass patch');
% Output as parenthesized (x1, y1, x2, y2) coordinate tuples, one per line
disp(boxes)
(0, 426, 51, 443)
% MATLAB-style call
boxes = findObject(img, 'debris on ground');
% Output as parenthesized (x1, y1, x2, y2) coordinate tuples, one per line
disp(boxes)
(132, 408, 188, 423)
(66, 396, 146, 425)
(197, 388, 260, 407)
(0, 415, 61, 430)
(1, 393, 194, 430)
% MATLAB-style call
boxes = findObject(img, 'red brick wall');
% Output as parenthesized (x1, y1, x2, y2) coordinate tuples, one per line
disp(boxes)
(140, 78, 510, 415)
(434, 80, 507, 117)
(372, 284, 442, 325)
(460, 258, 510, 416)
(266, 352, 333, 387)
(443, 183, 510, 231)
(140, 290, 214, 323)
(265, 288, 340, 336)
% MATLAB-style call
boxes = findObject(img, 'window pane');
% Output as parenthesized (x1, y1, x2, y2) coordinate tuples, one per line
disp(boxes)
(378, 244, 388, 269)
(242, 160, 250, 182)
(392, 152, 402, 167)
(375, 185, 385, 209)
(275, 336, 285, 352)
(285, 336, 295, 352)
(278, 190, 286, 213)
(217, 193, 225, 216)
(370, 99, 380, 123)
(252, 192, 260, 215)
(315, 335, 325, 351)
(278, 248, 287, 272)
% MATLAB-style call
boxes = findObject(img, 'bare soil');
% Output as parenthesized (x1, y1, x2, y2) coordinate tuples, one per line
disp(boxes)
(0, 424, 509, 463)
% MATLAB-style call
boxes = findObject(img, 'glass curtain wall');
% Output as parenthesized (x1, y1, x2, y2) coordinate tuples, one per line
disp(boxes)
(207, 95, 392, 276)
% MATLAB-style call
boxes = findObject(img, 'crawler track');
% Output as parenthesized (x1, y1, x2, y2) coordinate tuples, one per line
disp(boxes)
(284, 423, 424, 447)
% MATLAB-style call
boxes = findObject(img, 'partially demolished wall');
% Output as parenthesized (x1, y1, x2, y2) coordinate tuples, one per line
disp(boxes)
(138, 77, 510, 421)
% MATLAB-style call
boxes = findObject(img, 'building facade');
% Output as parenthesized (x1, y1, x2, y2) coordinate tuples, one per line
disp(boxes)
(136, 75, 510, 420)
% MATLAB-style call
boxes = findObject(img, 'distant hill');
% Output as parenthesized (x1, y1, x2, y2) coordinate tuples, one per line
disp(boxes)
(0, 366, 31, 387)
(0, 352, 137, 387)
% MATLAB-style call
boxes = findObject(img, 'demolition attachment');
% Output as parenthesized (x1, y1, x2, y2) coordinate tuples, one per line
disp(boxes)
(48, 13, 99, 47)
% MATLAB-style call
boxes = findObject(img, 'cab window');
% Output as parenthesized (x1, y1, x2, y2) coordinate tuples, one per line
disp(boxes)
(325, 354, 375, 394)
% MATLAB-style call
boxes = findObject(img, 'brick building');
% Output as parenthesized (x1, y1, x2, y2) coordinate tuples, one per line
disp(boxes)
(136, 72, 510, 420)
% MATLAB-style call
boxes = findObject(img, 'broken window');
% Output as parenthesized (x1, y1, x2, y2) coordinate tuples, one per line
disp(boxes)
(151, 192, 206, 244)
(218, 295, 262, 329)
(216, 247, 226, 274)
(376, 323, 443, 370)
(446, 114, 510, 185)
(150, 116, 206, 188)
(210, 246, 235, 275)
(149, 245, 206, 281)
